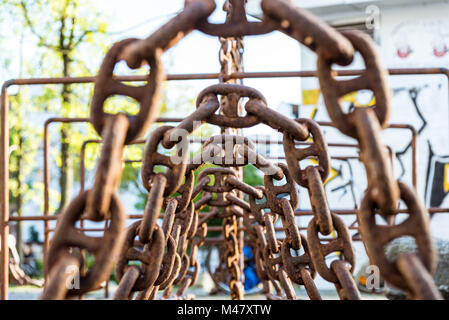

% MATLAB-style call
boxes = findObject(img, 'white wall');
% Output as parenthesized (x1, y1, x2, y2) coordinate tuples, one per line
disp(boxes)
(297, 1, 449, 287)
(380, 3, 449, 206)
(300, 1, 449, 208)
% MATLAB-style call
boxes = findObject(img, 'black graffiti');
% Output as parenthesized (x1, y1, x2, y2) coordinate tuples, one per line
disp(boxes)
(425, 142, 449, 209)
(327, 159, 358, 209)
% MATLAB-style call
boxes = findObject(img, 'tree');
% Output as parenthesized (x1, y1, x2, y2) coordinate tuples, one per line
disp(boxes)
(0, 0, 112, 260)
(12, 0, 109, 213)
(0, 0, 215, 262)
(1, 3, 44, 258)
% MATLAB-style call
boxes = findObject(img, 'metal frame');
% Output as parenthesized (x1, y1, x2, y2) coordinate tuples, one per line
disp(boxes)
(1, 67, 449, 299)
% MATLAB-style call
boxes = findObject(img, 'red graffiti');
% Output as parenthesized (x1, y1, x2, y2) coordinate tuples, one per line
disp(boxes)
(397, 47, 412, 59)
(433, 44, 448, 58)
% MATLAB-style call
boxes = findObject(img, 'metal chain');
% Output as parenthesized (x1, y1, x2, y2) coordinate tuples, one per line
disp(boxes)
(218, 0, 246, 301)
(41, 0, 441, 300)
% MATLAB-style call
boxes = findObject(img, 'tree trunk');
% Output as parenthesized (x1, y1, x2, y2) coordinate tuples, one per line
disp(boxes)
(58, 123, 73, 213)
(57, 53, 73, 214)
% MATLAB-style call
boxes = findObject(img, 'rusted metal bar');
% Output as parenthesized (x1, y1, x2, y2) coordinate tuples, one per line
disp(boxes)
(8, 213, 145, 222)
(79, 121, 417, 186)
(78, 122, 416, 177)
(43, 118, 89, 264)
(0, 83, 10, 299)
(3, 68, 448, 86)
(205, 226, 359, 232)
(48, 228, 108, 233)
(47, 225, 359, 234)
(8, 206, 449, 223)
(203, 236, 354, 245)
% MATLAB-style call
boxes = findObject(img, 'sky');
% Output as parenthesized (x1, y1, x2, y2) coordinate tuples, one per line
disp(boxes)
(94, 0, 302, 109)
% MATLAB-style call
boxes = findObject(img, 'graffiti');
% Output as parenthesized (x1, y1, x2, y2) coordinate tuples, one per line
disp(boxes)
(425, 142, 449, 208)
(390, 20, 449, 63)
(328, 159, 357, 209)
(394, 85, 429, 178)
(433, 43, 448, 58)
(299, 90, 373, 209)
(300, 79, 447, 212)
(396, 42, 413, 59)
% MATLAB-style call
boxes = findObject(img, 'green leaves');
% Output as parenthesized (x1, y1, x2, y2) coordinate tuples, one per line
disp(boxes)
(2, 0, 112, 215)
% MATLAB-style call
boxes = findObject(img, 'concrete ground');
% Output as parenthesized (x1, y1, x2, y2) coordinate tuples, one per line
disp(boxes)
(8, 283, 387, 300)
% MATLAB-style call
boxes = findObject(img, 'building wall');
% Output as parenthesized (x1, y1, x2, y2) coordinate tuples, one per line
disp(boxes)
(300, 1, 449, 217)
(380, 4, 449, 208)
(295, 2, 449, 286)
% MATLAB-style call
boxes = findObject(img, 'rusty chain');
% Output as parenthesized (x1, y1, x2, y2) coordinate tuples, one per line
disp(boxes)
(41, 0, 441, 300)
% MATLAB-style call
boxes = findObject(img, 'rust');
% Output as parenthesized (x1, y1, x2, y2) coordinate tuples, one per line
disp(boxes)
(115, 222, 165, 294)
(43, 191, 125, 299)
(317, 30, 391, 139)
(359, 182, 437, 293)
(91, 40, 164, 144)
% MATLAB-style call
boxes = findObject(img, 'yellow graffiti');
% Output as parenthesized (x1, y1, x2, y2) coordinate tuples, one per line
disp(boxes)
(342, 91, 376, 107)
(302, 88, 370, 186)
(302, 89, 320, 119)
(302, 89, 376, 108)
(444, 164, 449, 193)
(310, 159, 339, 185)
(302, 89, 321, 106)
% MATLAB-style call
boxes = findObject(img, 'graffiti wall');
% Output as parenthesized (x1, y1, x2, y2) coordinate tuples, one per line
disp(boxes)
(382, 5, 449, 209)
(299, 3, 449, 216)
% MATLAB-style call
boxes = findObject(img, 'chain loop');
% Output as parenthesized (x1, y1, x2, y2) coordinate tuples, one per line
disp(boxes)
(43, 191, 125, 299)
(116, 222, 165, 293)
(307, 213, 356, 284)
(91, 39, 164, 144)
(264, 163, 299, 214)
(317, 30, 392, 139)
(141, 125, 189, 196)
(283, 118, 330, 187)
(359, 182, 439, 295)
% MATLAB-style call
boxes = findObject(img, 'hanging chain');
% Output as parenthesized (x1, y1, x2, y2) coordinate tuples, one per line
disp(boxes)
(219, 0, 246, 301)
(41, 0, 441, 301)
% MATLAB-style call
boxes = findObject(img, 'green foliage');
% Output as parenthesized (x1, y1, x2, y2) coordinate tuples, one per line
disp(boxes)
(243, 164, 264, 187)
(1, 0, 113, 217)
(34, 259, 43, 277)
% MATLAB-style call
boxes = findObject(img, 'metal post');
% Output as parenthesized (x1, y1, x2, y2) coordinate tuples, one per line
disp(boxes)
(1, 83, 10, 299)
(42, 118, 90, 281)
